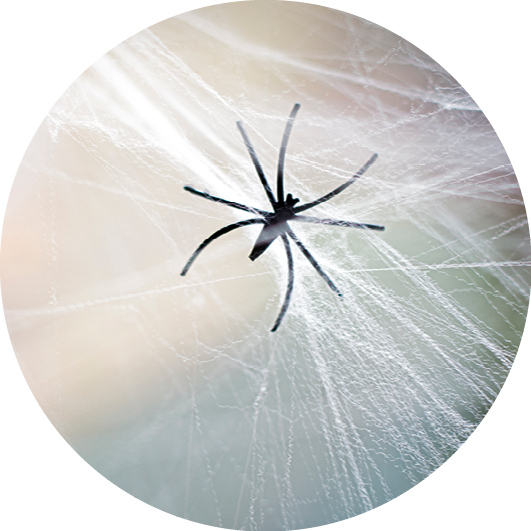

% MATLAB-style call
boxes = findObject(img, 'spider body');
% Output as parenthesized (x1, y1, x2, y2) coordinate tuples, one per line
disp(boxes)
(181, 104, 384, 331)
(250, 194, 300, 260)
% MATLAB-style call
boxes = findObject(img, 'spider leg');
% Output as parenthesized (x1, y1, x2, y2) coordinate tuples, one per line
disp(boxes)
(271, 233, 294, 332)
(277, 103, 300, 204)
(293, 215, 385, 231)
(181, 218, 265, 276)
(294, 153, 378, 213)
(184, 186, 268, 216)
(286, 228, 342, 298)
(236, 121, 277, 208)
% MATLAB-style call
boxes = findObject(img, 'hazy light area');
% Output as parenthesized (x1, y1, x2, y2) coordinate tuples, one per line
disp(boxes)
(1, 2, 529, 530)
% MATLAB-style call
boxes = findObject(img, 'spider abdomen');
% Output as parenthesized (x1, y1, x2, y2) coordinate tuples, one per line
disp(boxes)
(249, 221, 289, 261)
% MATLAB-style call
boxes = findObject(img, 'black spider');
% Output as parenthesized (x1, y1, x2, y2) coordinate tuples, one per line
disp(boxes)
(181, 104, 384, 331)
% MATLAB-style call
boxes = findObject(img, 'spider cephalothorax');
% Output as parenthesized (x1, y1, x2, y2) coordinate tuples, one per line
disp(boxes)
(181, 104, 384, 331)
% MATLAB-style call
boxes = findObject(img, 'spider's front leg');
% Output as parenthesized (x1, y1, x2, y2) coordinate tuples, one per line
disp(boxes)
(236, 121, 277, 208)
(293, 215, 385, 232)
(294, 153, 378, 213)
(181, 218, 265, 276)
(183, 186, 267, 216)
(276, 103, 300, 204)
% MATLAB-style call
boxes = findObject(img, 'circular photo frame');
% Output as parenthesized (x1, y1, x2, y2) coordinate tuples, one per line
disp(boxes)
(2, 2, 529, 530)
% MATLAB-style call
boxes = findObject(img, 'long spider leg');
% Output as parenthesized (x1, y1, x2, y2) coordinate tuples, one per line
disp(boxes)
(286, 228, 342, 298)
(293, 215, 385, 231)
(294, 153, 378, 213)
(184, 186, 268, 216)
(277, 103, 300, 204)
(271, 234, 294, 332)
(181, 218, 265, 276)
(236, 121, 277, 208)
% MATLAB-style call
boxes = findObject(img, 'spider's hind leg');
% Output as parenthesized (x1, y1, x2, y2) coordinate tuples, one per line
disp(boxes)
(287, 228, 342, 298)
(271, 233, 294, 332)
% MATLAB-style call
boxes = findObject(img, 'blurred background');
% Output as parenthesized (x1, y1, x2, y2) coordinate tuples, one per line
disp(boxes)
(1, 2, 530, 530)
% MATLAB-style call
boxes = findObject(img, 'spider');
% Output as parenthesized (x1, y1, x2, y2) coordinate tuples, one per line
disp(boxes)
(181, 104, 384, 331)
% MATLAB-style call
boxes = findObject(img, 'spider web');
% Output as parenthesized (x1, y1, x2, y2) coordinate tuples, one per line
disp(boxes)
(2, 2, 529, 530)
